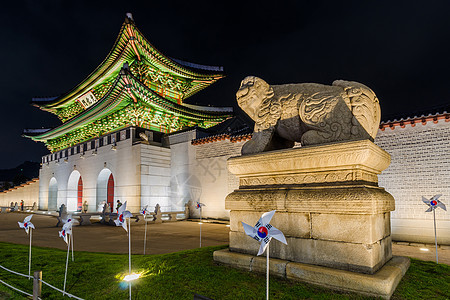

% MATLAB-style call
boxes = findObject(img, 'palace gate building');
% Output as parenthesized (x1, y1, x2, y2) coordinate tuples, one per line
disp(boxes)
(24, 14, 236, 214)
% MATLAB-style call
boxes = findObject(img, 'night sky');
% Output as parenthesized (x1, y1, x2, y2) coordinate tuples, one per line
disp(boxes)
(2, 1, 450, 169)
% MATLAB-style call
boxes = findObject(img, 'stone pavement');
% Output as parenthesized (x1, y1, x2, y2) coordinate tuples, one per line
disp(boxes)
(0, 212, 448, 265)
(0, 212, 229, 254)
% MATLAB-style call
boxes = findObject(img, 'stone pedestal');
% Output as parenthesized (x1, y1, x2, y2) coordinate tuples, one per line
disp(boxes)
(214, 140, 409, 298)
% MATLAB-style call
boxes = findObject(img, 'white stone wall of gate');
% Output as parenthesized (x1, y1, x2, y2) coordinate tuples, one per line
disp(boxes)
(375, 119, 450, 244)
(169, 130, 245, 220)
(193, 139, 244, 220)
(38, 133, 142, 213)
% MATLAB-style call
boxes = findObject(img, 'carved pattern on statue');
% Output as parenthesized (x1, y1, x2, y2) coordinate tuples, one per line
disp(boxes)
(232, 190, 287, 211)
(228, 142, 391, 179)
(239, 169, 379, 187)
(236, 76, 381, 154)
(225, 187, 395, 214)
(226, 187, 395, 214)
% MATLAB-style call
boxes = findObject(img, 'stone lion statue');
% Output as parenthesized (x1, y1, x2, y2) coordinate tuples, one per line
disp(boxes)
(236, 76, 381, 154)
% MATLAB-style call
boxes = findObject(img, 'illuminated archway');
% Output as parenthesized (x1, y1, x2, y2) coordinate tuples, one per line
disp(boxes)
(67, 170, 82, 212)
(48, 177, 58, 211)
(96, 169, 114, 212)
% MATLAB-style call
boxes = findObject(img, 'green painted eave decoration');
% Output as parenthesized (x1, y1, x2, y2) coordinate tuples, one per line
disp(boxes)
(34, 17, 224, 118)
(25, 71, 231, 151)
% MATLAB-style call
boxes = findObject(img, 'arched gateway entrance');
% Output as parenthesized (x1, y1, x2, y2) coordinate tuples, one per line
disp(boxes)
(48, 177, 58, 211)
(96, 169, 114, 212)
(67, 170, 83, 212)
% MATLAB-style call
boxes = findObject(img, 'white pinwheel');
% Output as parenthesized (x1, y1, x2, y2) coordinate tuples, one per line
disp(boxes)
(140, 205, 149, 216)
(422, 194, 447, 212)
(242, 210, 287, 255)
(195, 201, 205, 209)
(18, 215, 35, 234)
(59, 222, 72, 244)
(195, 201, 206, 247)
(115, 201, 133, 231)
(19, 214, 36, 278)
(62, 214, 79, 226)
(421, 194, 447, 264)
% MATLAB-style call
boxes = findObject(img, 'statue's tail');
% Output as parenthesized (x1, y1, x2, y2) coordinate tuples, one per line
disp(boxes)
(333, 80, 381, 139)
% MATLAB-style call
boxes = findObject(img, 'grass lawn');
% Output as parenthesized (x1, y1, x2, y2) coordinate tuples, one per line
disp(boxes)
(0, 242, 448, 299)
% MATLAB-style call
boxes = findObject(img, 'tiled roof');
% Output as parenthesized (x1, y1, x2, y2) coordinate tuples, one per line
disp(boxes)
(191, 115, 253, 145)
(380, 106, 450, 131)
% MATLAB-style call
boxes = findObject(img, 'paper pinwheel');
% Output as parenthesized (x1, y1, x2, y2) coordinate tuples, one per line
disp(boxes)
(195, 201, 205, 209)
(62, 215, 79, 226)
(18, 215, 35, 234)
(59, 222, 72, 244)
(140, 205, 149, 216)
(242, 210, 287, 255)
(114, 201, 133, 231)
(422, 194, 447, 212)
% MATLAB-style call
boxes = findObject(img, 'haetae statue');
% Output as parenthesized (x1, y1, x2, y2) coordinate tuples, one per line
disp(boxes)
(236, 76, 381, 154)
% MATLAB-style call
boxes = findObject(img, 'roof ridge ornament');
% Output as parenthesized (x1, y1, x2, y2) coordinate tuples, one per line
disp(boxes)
(126, 13, 134, 22)
(120, 62, 130, 75)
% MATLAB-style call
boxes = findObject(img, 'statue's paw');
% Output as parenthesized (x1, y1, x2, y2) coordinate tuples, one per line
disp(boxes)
(241, 140, 262, 155)
(301, 130, 331, 146)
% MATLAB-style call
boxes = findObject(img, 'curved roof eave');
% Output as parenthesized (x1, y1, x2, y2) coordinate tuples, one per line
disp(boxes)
(33, 17, 225, 112)
(26, 72, 232, 142)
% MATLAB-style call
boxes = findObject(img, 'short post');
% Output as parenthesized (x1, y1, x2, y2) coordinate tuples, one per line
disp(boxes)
(33, 270, 42, 300)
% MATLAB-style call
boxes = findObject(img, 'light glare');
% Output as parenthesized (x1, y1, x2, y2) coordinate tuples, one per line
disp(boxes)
(419, 248, 429, 252)
(123, 272, 141, 281)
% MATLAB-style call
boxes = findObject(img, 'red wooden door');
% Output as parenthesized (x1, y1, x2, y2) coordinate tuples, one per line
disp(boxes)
(107, 174, 114, 211)
(77, 177, 83, 212)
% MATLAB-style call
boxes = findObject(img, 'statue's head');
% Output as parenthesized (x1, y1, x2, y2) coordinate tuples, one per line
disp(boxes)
(236, 76, 273, 120)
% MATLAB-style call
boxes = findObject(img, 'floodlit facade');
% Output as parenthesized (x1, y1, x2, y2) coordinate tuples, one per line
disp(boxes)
(376, 111, 450, 244)
(24, 14, 233, 214)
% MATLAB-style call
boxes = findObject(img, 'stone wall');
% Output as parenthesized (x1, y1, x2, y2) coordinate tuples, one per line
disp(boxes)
(375, 119, 450, 244)
(0, 179, 39, 208)
(194, 139, 244, 219)
(169, 131, 245, 219)
(140, 143, 171, 211)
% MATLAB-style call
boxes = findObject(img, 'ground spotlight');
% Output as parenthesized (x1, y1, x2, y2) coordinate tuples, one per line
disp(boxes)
(123, 272, 142, 282)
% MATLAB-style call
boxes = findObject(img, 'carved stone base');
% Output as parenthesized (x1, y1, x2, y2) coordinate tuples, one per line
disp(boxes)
(225, 140, 395, 274)
(214, 249, 410, 300)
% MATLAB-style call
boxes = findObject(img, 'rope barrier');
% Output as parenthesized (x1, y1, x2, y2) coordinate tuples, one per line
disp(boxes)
(40, 279, 85, 300)
(0, 278, 33, 297)
(0, 264, 32, 279)
(0, 264, 84, 300)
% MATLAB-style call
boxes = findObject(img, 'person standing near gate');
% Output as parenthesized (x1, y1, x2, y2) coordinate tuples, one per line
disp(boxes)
(116, 200, 122, 213)
(82, 201, 88, 213)
(20, 200, 24, 211)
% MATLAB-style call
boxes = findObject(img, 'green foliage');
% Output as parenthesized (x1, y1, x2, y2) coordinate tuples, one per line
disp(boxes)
(0, 242, 448, 299)
(391, 258, 450, 300)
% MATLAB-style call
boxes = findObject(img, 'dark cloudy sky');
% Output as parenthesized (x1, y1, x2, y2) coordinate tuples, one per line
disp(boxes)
(1, 1, 450, 169)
